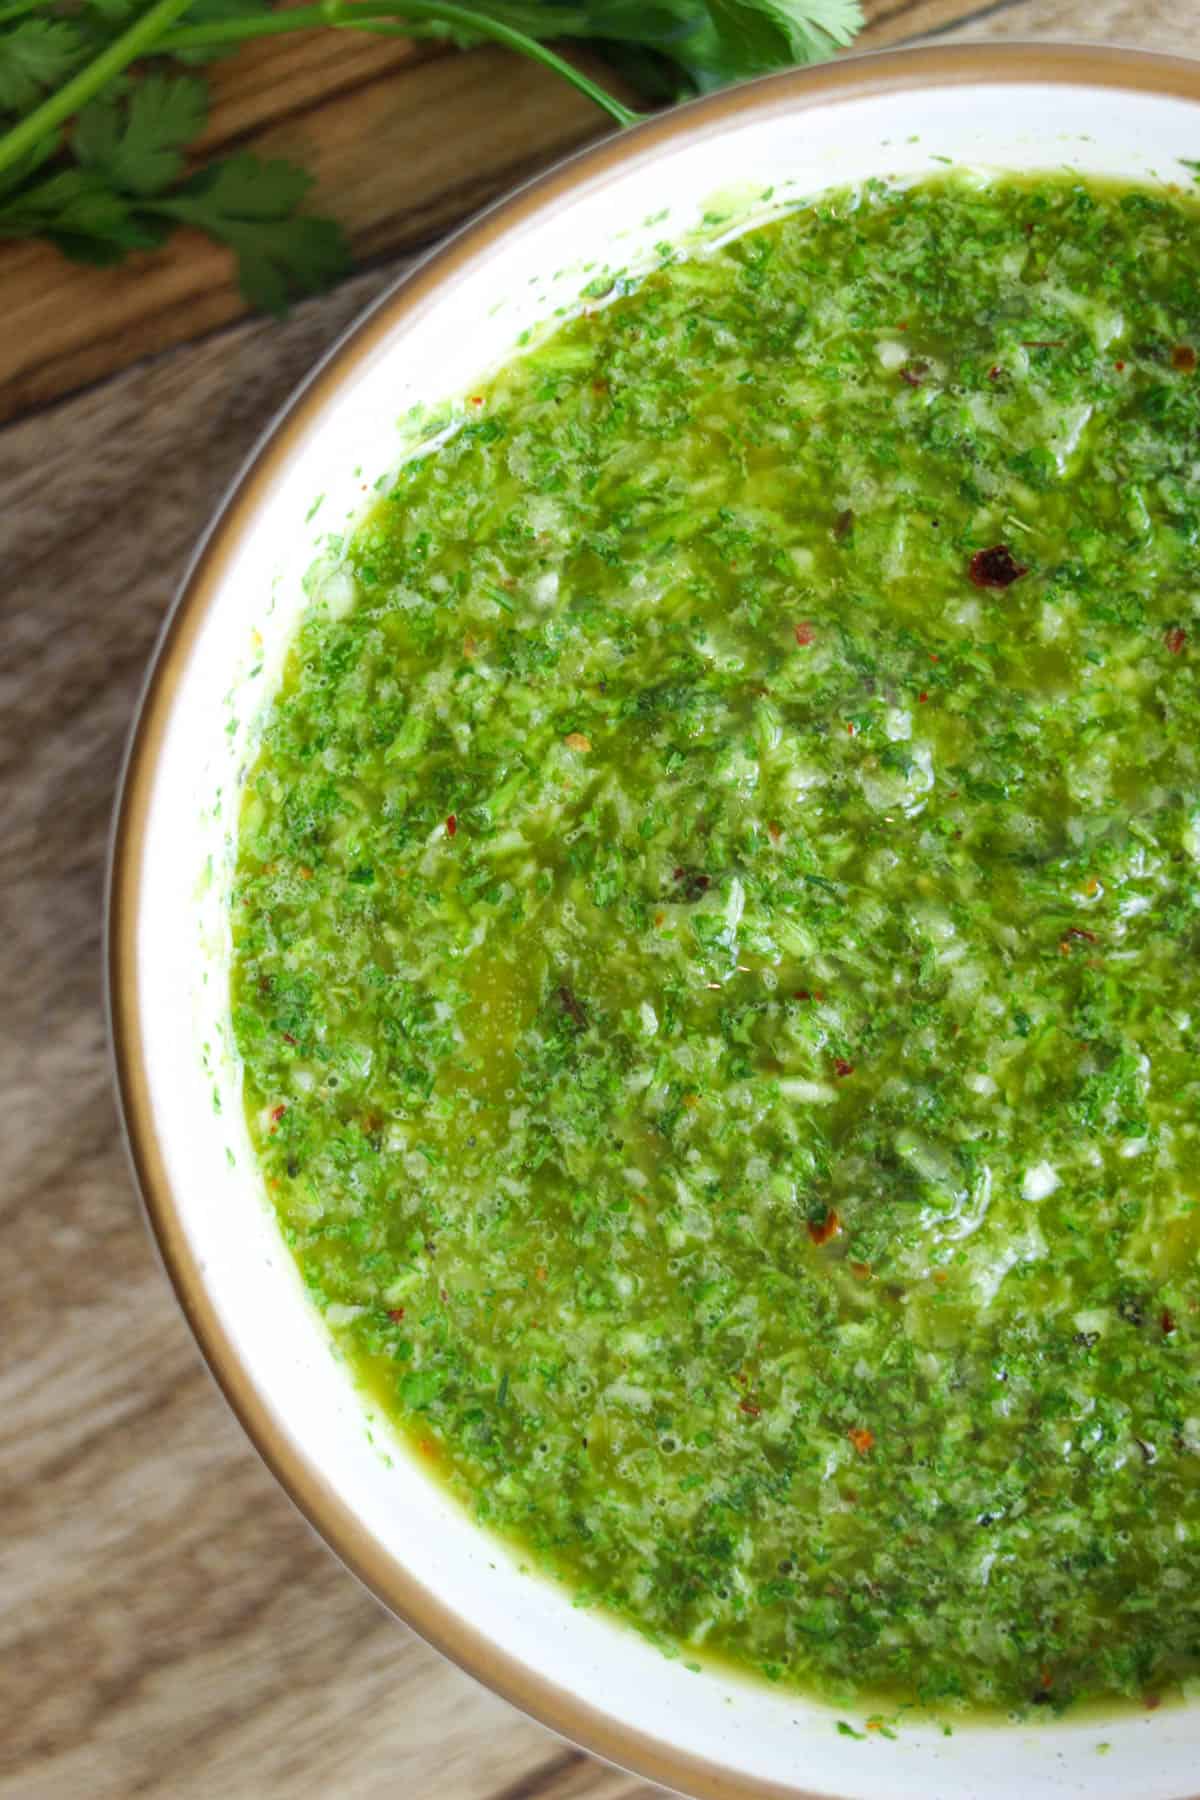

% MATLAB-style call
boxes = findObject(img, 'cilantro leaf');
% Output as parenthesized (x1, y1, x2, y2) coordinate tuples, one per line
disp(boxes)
(455, 0, 863, 97)
(0, 164, 167, 260)
(0, 129, 55, 199)
(150, 154, 352, 312)
(0, 135, 347, 303)
(750, 0, 863, 61)
(75, 73, 208, 195)
(683, 0, 862, 87)
(0, 17, 85, 114)
(0, 0, 865, 308)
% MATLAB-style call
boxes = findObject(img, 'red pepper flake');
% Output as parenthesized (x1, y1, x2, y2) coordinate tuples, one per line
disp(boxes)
(834, 1058, 855, 1078)
(1066, 925, 1098, 945)
(739, 1397, 762, 1418)
(445, 813, 458, 837)
(987, 364, 1004, 382)
(1172, 344, 1197, 373)
(846, 722, 855, 737)
(469, 394, 484, 406)
(899, 360, 930, 388)
(281, 1032, 297, 1046)
(1114, 360, 1126, 372)
(969, 545, 1028, 590)
(1162, 1307, 1177, 1336)
(897, 320, 908, 331)
(767, 821, 782, 842)
(918, 691, 929, 704)
(387, 1308, 406, 1323)
(794, 988, 810, 1002)
(807, 1208, 841, 1247)
(1166, 626, 1187, 656)
(929, 653, 940, 663)
(848, 1427, 875, 1455)
(268, 1103, 286, 1129)
(794, 621, 815, 646)
(673, 867, 711, 901)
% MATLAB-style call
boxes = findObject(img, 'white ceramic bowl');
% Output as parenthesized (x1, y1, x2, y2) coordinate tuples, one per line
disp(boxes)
(109, 43, 1200, 1800)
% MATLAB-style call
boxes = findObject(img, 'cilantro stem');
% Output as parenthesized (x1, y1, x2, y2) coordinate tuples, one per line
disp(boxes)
(0, 0, 197, 178)
(347, 14, 642, 127)
(157, 0, 642, 128)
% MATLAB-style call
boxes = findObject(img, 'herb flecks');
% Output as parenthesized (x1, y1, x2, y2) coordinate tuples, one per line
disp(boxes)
(233, 174, 1200, 1719)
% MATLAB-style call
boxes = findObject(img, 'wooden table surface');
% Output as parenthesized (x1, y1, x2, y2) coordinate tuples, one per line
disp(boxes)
(1, 2, 1187, 1794)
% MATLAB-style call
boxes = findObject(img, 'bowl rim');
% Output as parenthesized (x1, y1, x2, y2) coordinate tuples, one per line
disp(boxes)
(107, 39, 1200, 1800)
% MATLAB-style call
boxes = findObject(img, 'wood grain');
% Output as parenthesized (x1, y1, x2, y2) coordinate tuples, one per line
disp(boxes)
(0, 2, 1189, 1795)
(0, 42, 645, 427)
(1, 0, 1163, 425)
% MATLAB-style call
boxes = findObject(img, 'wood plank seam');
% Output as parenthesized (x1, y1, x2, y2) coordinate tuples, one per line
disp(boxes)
(486, 1749, 591, 1800)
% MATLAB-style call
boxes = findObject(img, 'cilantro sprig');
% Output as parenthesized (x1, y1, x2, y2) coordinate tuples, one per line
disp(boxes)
(0, 0, 863, 311)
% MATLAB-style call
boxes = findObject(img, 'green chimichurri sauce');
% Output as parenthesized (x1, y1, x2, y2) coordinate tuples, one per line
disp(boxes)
(232, 175, 1200, 1717)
